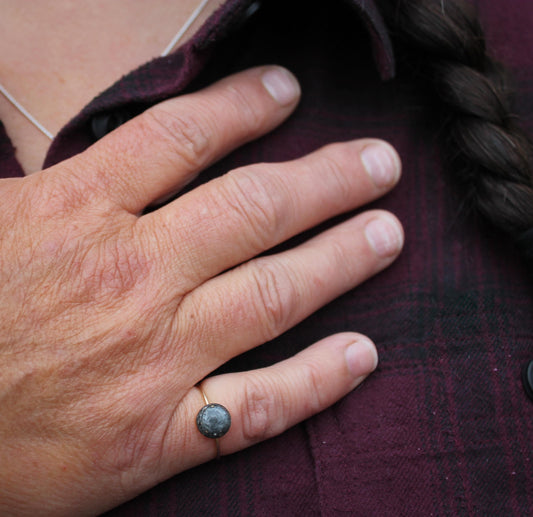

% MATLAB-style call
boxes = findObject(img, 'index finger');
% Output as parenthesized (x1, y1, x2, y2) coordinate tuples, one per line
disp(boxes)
(55, 66, 301, 214)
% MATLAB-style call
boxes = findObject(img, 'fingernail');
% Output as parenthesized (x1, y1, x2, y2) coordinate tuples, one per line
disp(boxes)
(365, 215, 404, 257)
(261, 67, 301, 106)
(345, 338, 379, 377)
(361, 142, 401, 188)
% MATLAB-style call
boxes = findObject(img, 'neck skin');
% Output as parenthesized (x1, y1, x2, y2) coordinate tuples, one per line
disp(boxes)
(0, 0, 223, 174)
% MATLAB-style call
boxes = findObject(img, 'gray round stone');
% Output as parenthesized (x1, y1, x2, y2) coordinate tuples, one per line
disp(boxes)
(196, 403, 231, 439)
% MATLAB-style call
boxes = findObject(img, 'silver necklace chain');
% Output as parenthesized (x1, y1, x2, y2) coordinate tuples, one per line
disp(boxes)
(0, 0, 210, 141)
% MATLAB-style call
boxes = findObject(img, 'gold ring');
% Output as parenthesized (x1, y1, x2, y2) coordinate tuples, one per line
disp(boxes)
(196, 385, 231, 459)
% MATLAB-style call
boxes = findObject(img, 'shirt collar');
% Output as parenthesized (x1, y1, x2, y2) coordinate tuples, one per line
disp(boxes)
(186, 0, 395, 79)
(344, 0, 395, 80)
(45, 0, 395, 167)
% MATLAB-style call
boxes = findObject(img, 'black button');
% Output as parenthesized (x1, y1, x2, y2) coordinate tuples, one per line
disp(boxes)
(224, 0, 262, 32)
(243, 1, 262, 21)
(195, 0, 263, 52)
(522, 360, 533, 401)
(90, 109, 134, 140)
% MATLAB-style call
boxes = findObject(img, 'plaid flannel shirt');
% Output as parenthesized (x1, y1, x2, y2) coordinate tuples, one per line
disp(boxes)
(1, 0, 532, 515)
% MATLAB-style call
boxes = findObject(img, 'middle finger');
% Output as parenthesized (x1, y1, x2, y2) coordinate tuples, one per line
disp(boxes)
(142, 139, 401, 288)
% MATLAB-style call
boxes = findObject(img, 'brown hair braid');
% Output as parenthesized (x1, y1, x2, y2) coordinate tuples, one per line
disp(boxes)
(378, 0, 533, 254)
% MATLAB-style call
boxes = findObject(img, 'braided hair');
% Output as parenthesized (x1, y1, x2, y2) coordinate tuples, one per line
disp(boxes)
(378, 0, 533, 263)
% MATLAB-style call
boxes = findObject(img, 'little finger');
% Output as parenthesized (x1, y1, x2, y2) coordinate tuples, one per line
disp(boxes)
(162, 332, 378, 471)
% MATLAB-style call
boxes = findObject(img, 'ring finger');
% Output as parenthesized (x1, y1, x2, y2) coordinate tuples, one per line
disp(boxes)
(175, 209, 403, 374)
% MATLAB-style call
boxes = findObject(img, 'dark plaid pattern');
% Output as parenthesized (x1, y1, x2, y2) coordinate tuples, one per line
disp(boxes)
(1, 0, 532, 515)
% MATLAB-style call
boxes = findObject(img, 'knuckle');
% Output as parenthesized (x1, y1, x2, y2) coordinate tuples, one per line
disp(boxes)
(218, 84, 265, 130)
(299, 360, 329, 412)
(219, 169, 287, 250)
(327, 239, 353, 282)
(142, 106, 211, 170)
(82, 236, 151, 298)
(241, 377, 283, 443)
(314, 143, 357, 204)
(248, 259, 298, 340)
(26, 169, 93, 219)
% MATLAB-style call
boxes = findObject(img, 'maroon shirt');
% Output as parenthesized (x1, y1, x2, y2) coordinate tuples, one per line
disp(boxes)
(2, 0, 532, 515)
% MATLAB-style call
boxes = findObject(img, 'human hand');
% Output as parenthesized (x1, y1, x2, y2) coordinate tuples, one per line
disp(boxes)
(0, 66, 403, 516)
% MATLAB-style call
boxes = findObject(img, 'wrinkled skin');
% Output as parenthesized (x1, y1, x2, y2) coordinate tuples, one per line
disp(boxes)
(0, 66, 403, 515)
